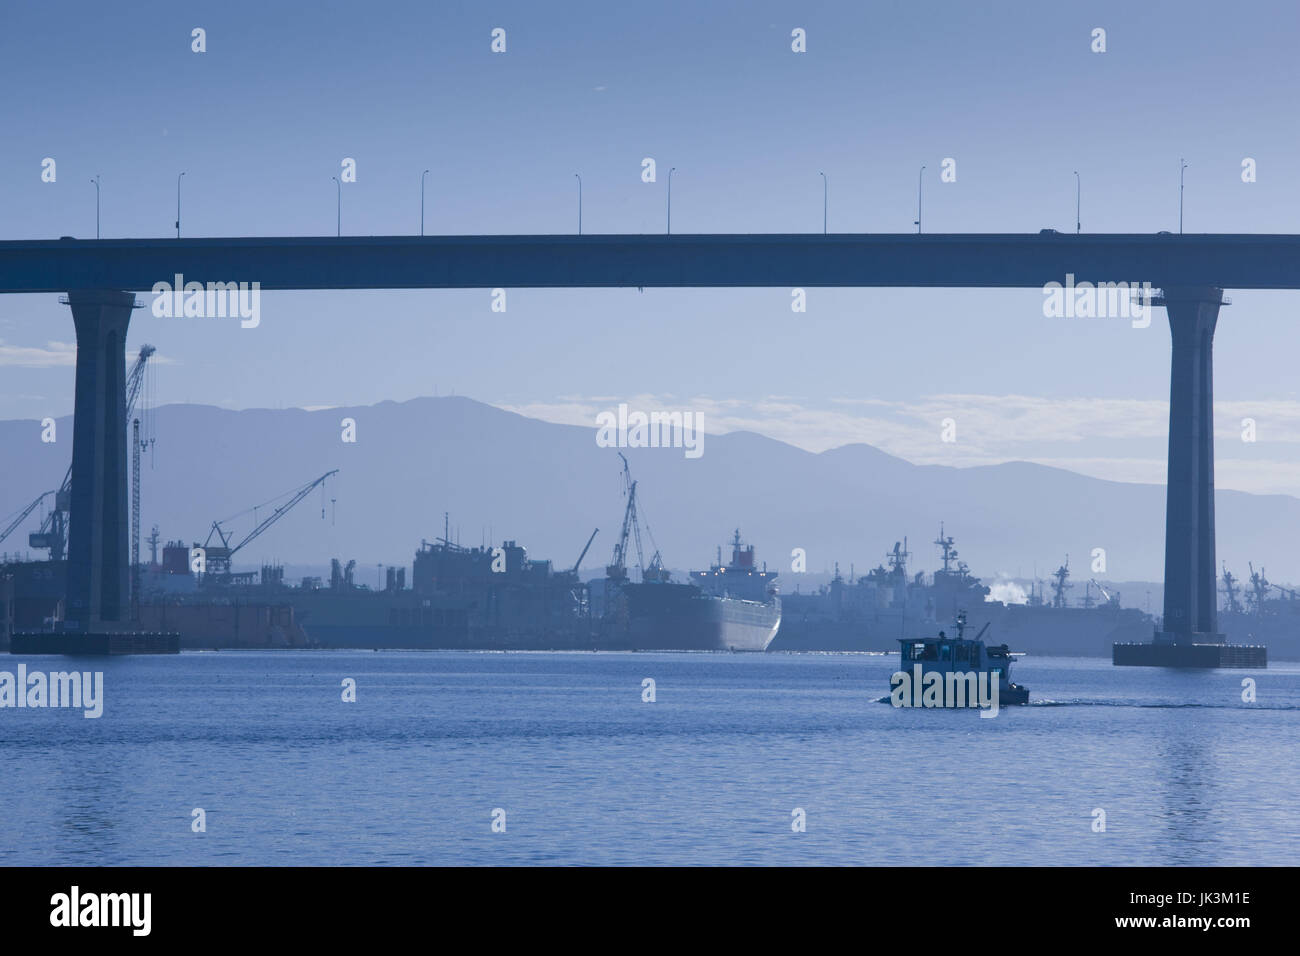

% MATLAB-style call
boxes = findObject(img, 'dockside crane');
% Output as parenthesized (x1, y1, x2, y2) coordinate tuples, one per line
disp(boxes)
(1088, 578, 1120, 607)
(0, 490, 54, 550)
(571, 528, 599, 574)
(604, 454, 668, 584)
(200, 469, 339, 579)
(1270, 581, 1299, 602)
(606, 456, 638, 583)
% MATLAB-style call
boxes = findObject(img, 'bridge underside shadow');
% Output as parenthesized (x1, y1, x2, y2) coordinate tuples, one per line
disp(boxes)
(46, 280, 1264, 665)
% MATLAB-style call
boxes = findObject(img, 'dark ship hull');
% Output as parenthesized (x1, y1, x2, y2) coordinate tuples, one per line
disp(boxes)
(260, 538, 595, 650)
(776, 599, 1153, 656)
(290, 588, 598, 650)
(773, 527, 1166, 657)
(612, 581, 780, 651)
(1215, 611, 1299, 662)
(139, 598, 308, 649)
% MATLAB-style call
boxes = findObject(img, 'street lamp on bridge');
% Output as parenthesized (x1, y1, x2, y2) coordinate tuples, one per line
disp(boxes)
(331, 176, 341, 237)
(819, 171, 828, 234)
(420, 169, 430, 237)
(667, 167, 677, 235)
(1179, 158, 1189, 234)
(1074, 170, 1080, 234)
(914, 165, 925, 234)
(175, 172, 186, 239)
(574, 173, 582, 235)
(91, 175, 101, 239)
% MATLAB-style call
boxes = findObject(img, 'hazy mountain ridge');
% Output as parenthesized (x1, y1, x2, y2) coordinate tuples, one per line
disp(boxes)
(3, 395, 1298, 588)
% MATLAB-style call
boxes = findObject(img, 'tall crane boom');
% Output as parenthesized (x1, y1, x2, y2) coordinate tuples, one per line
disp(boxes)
(606, 454, 638, 582)
(201, 470, 338, 578)
(127, 345, 155, 617)
(572, 528, 598, 574)
(125, 344, 155, 423)
(603, 453, 668, 584)
(1, 490, 53, 547)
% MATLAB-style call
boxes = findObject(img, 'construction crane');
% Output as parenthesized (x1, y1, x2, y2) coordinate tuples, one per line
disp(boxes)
(200, 469, 338, 579)
(1088, 578, 1120, 607)
(129, 344, 156, 615)
(29, 344, 155, 562)
(605, 454, 668, 584)
(571, 528, 598, 574)
(0, 490, 54, 549)
(606, 454, 642, 582)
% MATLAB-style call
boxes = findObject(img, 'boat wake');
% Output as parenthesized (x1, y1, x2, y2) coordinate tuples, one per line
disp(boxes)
(1028, 698, 1300, 711)
(873, 696, 1298, 711)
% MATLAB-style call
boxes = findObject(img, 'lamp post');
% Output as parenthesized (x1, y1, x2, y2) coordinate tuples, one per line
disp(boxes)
(175, 171, 186, 238)
(574, 173, 582, 235)
(819, 171, 828, 234)
(1074, 170, 1080, 234)
(667, 167, 676, 235)
(331, 175, 341, 237)
(91, 175, 101, 239)
(1179, 158, 1188, 234)
(914, 165, 925, 233)
(420, 169, 429, 236)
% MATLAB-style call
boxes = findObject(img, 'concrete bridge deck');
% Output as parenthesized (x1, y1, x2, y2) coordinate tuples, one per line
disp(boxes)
(2, 231, 1294, 653)
(2, 232, 1300, 291)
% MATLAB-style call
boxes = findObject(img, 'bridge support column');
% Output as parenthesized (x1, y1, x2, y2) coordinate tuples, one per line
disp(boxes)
(1156, 287, 1226, 645)
(64, 290, 134, 630)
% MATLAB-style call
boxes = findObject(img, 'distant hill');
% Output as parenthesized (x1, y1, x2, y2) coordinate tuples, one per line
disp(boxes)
(3, 396, 1298, 591)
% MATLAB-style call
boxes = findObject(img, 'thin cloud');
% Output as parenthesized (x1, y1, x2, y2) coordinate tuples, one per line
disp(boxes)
(0, 340, 76, 367)
(498, 392, 1300, 495)
(0, 341, 177, 369)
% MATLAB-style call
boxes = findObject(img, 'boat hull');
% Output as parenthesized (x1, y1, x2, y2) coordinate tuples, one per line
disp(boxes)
(618, 582, 780, 651)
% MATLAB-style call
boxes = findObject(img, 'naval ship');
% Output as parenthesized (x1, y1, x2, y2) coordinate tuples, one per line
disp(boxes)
(1214, 562, 1300, 660)
(774, 526, 1154, 656)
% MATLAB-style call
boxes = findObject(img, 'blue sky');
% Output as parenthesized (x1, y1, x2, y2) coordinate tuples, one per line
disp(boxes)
(3, 0, 1300, 492)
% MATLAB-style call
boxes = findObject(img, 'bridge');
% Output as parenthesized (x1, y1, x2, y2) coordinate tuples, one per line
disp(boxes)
(1, 232, 1293, 647)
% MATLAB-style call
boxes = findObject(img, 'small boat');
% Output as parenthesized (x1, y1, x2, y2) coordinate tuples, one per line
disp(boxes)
(892, 611, 1030, 708)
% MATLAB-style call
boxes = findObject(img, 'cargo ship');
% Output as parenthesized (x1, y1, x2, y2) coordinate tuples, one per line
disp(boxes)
(605, 530, 781, 651)
(594, 456, 780, 651)
(288, 536, 596, 649)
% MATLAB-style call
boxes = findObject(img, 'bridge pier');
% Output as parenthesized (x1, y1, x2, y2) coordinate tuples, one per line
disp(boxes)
(1115, 286, 1265, 666)
(1156, 287, 1225, 645)
(63, 290, 134, 630)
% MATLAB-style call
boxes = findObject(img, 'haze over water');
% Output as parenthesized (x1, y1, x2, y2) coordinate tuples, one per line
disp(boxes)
(1, 652, 1294, 866)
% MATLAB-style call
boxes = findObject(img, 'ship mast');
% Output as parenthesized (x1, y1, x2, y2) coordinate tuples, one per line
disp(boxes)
(1247, 562, 1269, 615)
(1221, 562, 1243, 615)
(1050, 556, 1073, 609)
(934, 524, 956, 575)
(887, 538, 910, 583)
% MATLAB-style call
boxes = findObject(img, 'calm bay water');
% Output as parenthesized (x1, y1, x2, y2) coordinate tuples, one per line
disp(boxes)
(1, 651, 1296, 866)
